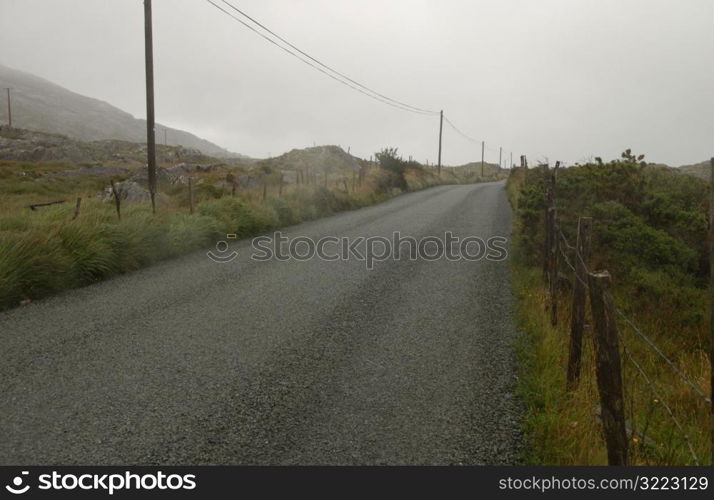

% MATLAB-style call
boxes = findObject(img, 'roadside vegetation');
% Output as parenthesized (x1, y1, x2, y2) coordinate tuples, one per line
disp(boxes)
(0, 139, 505, 310)
(507, 153, 710, 465)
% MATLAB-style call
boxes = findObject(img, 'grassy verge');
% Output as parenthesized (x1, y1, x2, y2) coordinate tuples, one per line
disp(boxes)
(0, 153, 501, 310)
(508, 159, 710, 465)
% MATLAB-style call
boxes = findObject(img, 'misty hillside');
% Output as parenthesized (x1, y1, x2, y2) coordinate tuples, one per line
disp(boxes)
(0, 126, 232, 166)
(0, 64, 241, 158)
(677, 160, 710, 181)
(258, 145, 362, 172)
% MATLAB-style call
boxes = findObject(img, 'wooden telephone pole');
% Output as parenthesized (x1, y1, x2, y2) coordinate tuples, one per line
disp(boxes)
(5, 88, 11, 128)
(499, 147, 502, 170)
(144, 0, 157, 214)
(437, 110, 443, 176)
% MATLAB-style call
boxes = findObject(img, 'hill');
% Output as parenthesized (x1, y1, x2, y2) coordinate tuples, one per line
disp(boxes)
(257, 145, 362, 173)
(677, 160, 710, 180)
(0, 126, 229, 166)
(0, 64, 242, 158)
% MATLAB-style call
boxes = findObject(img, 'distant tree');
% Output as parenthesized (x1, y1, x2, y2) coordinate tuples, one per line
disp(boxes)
(375, 147, 407, 190)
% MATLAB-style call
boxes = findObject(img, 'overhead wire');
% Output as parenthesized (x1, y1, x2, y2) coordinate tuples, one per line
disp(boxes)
(219, 0, 439, 115)
(206, 0, 438, 116)
(206, 0, 520, 164)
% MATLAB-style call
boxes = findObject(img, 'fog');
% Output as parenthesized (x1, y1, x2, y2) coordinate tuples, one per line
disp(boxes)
(1, 0, 712, 165)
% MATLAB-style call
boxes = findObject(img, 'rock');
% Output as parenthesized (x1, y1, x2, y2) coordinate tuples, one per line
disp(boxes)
(126, 166, 173, 189)
(52, 165, 129, 178)
(166, 162, 224, 177)
(102, 181, 167, 205)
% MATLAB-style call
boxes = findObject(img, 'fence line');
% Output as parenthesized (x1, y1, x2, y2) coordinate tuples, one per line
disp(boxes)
(559, 224, 709, 405)
(615, 308, 711, 405)
(525, 161, 710, 465)
(619, 332, 700, 465)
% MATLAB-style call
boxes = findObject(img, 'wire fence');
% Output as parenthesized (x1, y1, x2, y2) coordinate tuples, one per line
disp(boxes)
(528, 162, 710, 465)
(556, 225, 707, 464)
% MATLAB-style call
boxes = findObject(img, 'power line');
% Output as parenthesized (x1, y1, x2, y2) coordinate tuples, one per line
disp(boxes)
(442, 115, 481, 144)
(206, 0, 438, 116)
(219, 0, 438, 115)
(206, 0, 523, 163)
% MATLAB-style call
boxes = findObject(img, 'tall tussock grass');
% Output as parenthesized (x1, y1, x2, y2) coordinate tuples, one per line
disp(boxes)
(0, 152, 494, 309)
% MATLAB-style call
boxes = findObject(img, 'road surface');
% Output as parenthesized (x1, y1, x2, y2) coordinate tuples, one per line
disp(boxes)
(0, 181, 521, 465)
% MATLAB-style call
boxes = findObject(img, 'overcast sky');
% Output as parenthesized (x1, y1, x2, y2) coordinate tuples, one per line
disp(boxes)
(0, 0, 712, 165)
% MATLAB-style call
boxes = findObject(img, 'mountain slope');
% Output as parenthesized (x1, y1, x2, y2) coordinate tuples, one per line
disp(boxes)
(0, 64, 241, 158)
(677, 160, 710, 181)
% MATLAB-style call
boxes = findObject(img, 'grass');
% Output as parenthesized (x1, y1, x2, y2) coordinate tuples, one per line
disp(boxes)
(508, 163, 711, 465)
(0, 157, 499, 310)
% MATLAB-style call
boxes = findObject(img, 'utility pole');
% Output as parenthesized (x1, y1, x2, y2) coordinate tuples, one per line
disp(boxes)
(5, 88, 11, 128)
(437, 110, 443, 176)
(481, 141, 485, 177)
(499, 147, 502, 170)
(164, 128, 167, 146)
(144, 0, 157, 214)
(510, 151, 513, 169)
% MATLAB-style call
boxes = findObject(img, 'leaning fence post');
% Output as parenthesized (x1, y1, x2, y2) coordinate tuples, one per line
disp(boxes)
(566, 217, 592, 390)
(110, 180, 121, 220)
(588, 270, 628, 465)
(72, 197, 82, 220)
(188, 176, 194, 214)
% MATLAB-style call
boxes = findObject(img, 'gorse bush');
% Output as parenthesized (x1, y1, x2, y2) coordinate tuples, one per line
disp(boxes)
(508, 152, 710, 465)
(512, 156, 708, 296)
(375, 147, 408, 191)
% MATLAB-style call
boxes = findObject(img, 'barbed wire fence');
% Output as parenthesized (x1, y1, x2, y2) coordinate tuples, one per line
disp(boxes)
(517, 160, 711, 465)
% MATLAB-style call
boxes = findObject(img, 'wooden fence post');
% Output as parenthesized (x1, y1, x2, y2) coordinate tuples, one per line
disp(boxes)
(548, 163, 560, 325)
(262, 180, 267, 202)
(710, 157, 713, 465)
(567, 216, 592, 390)
(279, 174, 284, 197)
(543, 171, 553, 279)
(72, 197, 82, 220)
(110, 180, 121, 220)
(548, 207, 558, 325)
(226, 173, 236, 197)
(188, 176, 194, 214)
(588, 270, 628, 465)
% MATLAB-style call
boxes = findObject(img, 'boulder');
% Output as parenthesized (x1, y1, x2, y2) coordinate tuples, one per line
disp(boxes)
(102, 181, 167, 205)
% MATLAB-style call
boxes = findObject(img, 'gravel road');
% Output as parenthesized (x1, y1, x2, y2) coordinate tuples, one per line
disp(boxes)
(0, 181, 521, 465)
